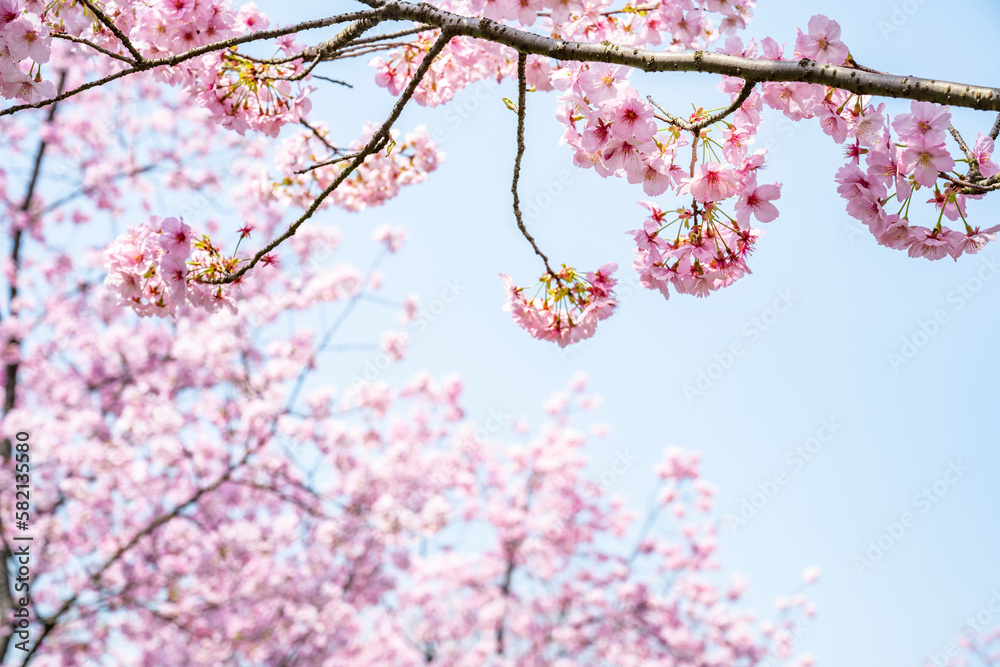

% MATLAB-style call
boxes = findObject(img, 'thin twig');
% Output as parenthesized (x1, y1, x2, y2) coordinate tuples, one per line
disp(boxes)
(313, 75, 353, 88)
(948, 124, 975, 163)
(76, 0, 143, 62)
(348, 24, 435, 47)
(648, 80, 755, 134)
(299, 119, 341, 154)
(690, 80, 757, 131)
(51, 32, 134, 63)
(938, 171, 1000, 193)
(228, 49, 304, 66)
(511, 52, 555, 278)
(321, 42, 411, 61)
(200, 31, 455, 285)
(991, 112, 1000, 140)
(844, 55, 888, 75)
(43, 164, 156, 213)
(295, 152, 361, 174)
(648, 97, 691, 130)
(261, 50, 323, 82)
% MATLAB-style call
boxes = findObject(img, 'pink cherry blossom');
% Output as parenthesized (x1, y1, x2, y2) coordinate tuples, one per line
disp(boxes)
(3, 12, 49, 63)
(877, 214, 917, 250)
(866, 143, 912, 201)
(579, 63, 630, 104)
(501, 263, 618, 347)
(907, 226, 962, 260)
(684, 161, 743, 203)
(374, 224, 407, 253)
(972, 132, 1000, 178)
(951, 224, 1000, 257)
(900, 136, 954, 188)
(794, 14, 849, 64)
(380, 330, 410, 360)
(606, 87, 656, 142)
(735, 176, 781, 225)
(891, 100, 951, 145)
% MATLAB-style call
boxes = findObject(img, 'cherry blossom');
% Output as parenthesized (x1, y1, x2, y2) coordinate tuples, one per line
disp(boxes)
(794, 14, 849, 65)
(972, 132, 1000, 178)
(501, 263, 618, 346)
(7, 1, 1000, 662)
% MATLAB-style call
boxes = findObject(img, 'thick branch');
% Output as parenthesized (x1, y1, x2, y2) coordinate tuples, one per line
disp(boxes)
(366, 0, 1000, 113)
(301, 15, 385, 60)
(8, 2, 1000, 120)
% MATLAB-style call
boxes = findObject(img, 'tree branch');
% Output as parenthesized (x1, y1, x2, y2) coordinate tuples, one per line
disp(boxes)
(50, 32, 134, 63)
(199, 31, 454, 285)
(939, 171, 1000, 194)
(6, 2, 1000, 123)
(692, 79, 757, 131)
(312, 75, 353, 88)
(511, 52, 555, 278)
(649, 80, 756, 132)
(0, 9, 381, 117)
(301, 15, 386, 60)
(75, 0, 143, 62)
(348, 24, 435, 47)
(295, 152, 362, 174)
(20, 449, 253, 664)
(0, 73, 64, 663)
(364, 0, 1000, 112)
(948, 124, 975, 163)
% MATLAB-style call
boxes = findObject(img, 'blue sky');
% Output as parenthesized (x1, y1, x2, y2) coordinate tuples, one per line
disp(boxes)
(243, 1, 1000, 664)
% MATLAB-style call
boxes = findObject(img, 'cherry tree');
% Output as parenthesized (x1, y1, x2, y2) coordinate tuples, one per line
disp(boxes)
(1, 0, 999, 663)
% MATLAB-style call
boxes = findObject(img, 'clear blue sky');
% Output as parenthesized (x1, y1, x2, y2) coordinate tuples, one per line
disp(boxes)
(262, 1, 1000, 664)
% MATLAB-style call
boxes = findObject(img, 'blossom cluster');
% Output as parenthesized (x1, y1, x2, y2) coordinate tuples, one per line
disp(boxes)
(103, 215, 240, 317)
(0, 0, 56, 102)
(1, 0, 314, 136)
(747, 15, 1000, 259)
(554, 62, 780, 302)
(272, 122, 444, 212)
(370, 0, 758, 108)
(501, 263, 617, 346)
(833, 101, 999, 260)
